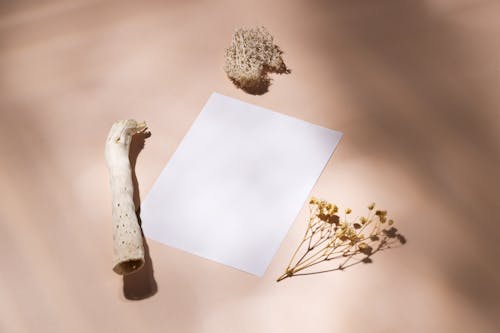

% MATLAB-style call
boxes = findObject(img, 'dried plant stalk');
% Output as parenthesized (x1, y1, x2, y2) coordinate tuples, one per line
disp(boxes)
(105, 119, 148, 275)
(277, 198, 406, 282)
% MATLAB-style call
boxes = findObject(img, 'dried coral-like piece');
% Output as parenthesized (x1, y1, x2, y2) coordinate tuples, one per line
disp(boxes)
(224, 26, 290, 94)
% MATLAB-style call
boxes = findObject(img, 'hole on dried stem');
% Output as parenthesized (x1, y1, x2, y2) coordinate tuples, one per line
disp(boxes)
(113, 259, 144, 275)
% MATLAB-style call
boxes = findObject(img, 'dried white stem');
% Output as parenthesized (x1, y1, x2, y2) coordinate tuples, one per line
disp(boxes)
(105, 119, 147, 275)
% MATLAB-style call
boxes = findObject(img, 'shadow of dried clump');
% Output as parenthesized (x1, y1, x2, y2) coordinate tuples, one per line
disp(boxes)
(230, 64, 291, 95)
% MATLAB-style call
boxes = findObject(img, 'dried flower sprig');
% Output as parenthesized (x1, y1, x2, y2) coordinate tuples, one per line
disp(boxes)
(277, 197, 406, 282)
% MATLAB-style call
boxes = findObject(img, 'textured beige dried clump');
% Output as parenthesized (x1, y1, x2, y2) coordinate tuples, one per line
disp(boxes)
(224, 26, 290, 94)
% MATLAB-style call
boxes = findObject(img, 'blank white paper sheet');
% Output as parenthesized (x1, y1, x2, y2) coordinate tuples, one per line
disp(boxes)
(141, 93, 342, 276)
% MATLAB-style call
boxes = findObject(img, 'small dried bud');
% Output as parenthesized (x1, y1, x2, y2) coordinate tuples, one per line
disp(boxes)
(345, 208, 352, 214)
(358, 242, 373, 255)
(368, 203, 375, 210)
(318, 213, 330, 222)
(327, 214, 340, 225)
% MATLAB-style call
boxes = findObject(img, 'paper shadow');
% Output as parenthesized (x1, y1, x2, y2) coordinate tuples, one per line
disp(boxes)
(123, 130, 158, 300)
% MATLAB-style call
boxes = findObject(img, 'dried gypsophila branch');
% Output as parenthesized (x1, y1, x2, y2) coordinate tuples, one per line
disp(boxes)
(277, 198, 406, 282)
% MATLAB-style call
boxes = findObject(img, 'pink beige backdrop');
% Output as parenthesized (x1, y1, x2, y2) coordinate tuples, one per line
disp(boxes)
(1, 0, 499, 332)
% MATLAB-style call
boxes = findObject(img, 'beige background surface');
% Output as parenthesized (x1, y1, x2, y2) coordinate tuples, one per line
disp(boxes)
(1, 0, 499, 332)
